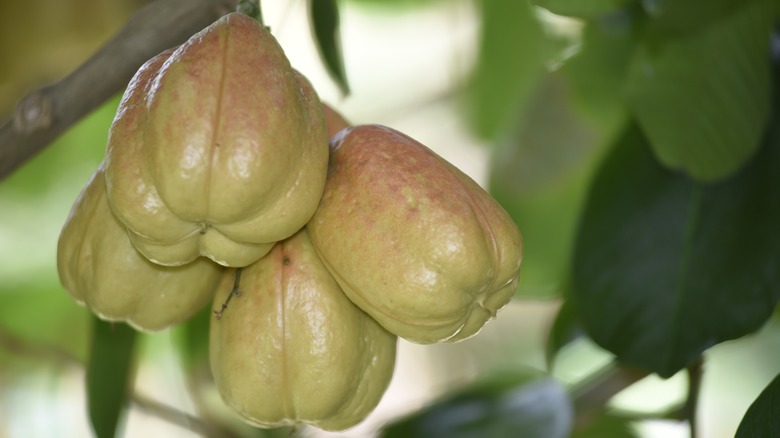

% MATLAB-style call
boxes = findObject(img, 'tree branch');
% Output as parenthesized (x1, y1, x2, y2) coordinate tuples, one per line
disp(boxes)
(571, 361, 651, 431)
(684, 358, 704, 438)
(132, 392, 242, 438)
(0, 324, 241, 437)
(0, 0, 238, 181)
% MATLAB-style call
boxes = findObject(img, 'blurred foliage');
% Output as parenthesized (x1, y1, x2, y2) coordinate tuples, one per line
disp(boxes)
(530, 0, 633, 19)
(467, 0, 780, 434)
(570, 116, 780, 377)
(489, 73, 608, 299)
(625, 0, 774, 182)
(469, 0, 545, 140)
(545, 298, 583, 369)
(381, 369, 573, 438)
(0, 88, 120, 365)
(3, 0, 780, 437)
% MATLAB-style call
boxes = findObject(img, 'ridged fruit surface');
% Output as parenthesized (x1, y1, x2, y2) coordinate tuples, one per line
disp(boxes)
(308, 125, 523, 343)
(57, 165, 224, 331)
(105, 13, 328, 268)
(209, 229, 396, 431)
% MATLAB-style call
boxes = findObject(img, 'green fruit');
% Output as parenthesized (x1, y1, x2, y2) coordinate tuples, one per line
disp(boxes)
(308, 125, 523, 343)
(104, 13, 328, 268)
(57, 164, 224, 331)
(209, 228, 397, 431)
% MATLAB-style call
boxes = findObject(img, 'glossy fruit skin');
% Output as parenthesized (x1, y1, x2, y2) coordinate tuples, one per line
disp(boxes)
(308, 125, 523, 343)
(209, 229, 397, 431)
(57, 165, 224, 332)
(104, 13, 328, 268)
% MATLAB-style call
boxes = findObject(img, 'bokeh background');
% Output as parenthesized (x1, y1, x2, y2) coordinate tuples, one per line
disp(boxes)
(1, 0, 779, 437)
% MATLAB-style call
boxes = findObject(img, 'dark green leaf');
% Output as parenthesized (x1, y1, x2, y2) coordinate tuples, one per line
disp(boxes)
(570, 117, 780, 377)
(573, 412, 638, 438)
(735, 373, 780, 438)
(545, 297, 584, 370)
(532, 0, 633, 19)
(381, 370, 572, 438)
(86, 317, 137, 438)
(310, 0, 349, 94)
(624, 0, 773, 181)
(470, 0, 546, 139)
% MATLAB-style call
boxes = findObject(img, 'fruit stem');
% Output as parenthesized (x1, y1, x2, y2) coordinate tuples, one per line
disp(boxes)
(214, 268, 244, 320)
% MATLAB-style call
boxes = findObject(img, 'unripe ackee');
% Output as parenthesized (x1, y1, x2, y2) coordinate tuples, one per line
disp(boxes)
(105, 13, 328, 268)
(210, 229, 397, 431)
(308, 125, 523, 343)
(57, 165, 224, 331)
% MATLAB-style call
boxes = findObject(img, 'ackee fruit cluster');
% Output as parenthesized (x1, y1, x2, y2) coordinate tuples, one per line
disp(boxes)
(57, 12, 523, 432)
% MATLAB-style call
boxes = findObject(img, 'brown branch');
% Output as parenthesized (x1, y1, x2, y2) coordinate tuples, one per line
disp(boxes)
(684, 359, 704, 438)
(571, 361, 651, 431)
(0, 0, 238, 181)
(0, 324, 82, 368)
(132, 392, 243, 438)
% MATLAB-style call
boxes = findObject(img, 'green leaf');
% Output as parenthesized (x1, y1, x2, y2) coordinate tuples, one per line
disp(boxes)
(570, 118, 780, 377)
(310, 0, 349, 94)
(735, 373, 780, 438)
(381, 370, 573, 438)
(86, 317, 137, 438)
(560, 20, 633, 136)
(545, 297, 584, 370)
(624, 0, 773, 181)
(532, 0, 633, 19)
(470, 0, 546, 139)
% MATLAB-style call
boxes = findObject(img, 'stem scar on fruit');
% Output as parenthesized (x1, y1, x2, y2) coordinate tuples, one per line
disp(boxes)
(214, 268, 243, 320)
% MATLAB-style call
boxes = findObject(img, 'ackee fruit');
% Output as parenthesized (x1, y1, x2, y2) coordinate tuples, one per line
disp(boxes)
(308, 125, 523, 343)
(209, 228, 397, 431)
(57, 165, 224, 331)
(104, 13, 328, 268)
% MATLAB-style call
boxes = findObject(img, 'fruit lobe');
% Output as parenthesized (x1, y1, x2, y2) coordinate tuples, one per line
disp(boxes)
(209, 229, 397, 431)
(57, 165, 224, 332)
(105, 12, 328, 268)
(308, 125, 523, 343)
